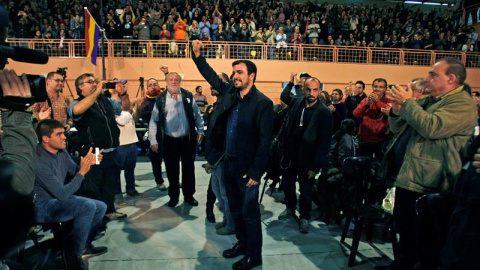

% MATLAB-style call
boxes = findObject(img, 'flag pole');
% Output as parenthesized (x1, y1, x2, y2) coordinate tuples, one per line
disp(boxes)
(84, 7, 107, 80)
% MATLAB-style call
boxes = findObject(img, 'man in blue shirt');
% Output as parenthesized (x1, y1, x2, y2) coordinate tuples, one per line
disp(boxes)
(34, 119, 108, 270)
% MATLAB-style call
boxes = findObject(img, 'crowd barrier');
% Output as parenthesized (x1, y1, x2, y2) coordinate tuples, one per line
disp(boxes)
(7, 39, 480, 68)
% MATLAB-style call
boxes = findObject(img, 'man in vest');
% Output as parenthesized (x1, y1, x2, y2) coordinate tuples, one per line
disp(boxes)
(148, 72, 205, 208)
(68, 73, 130, 220)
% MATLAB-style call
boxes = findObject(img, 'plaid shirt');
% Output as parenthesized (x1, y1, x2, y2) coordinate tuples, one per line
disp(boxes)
(32, 90, 70, 125)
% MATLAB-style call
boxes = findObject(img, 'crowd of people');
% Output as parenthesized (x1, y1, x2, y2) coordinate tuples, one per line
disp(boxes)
(2, 2, 480, 270)
(6, 0, 480, 52)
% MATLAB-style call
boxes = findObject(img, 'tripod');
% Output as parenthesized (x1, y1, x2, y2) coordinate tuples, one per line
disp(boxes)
(136, 76, 145, 98)
(57, 67, 75, 100)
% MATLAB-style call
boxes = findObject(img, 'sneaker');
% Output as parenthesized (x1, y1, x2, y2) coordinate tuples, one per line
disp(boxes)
(105, 212, 127, 220)
(299, 218, 310, 234)
(126, 190, 142, 197)
(216, 226, 235, 235)
(157, 183, 167, 191)
(82, 245, 108, 259)
(214, 221, 226, 229)
(278, 209, 293, 220)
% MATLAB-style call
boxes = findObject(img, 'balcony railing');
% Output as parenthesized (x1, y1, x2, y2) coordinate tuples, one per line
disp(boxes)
(7, 39, 480, 68)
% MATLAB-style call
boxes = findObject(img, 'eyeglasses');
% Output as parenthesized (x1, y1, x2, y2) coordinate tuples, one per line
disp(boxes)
(51, 79, 63, 83)
(83, 80, 97, 85)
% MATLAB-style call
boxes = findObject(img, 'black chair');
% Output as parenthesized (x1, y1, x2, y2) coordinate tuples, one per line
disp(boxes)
(415, 193, 457, 270)
(30, 220, 74, 270)
(339, 156, 396, 267)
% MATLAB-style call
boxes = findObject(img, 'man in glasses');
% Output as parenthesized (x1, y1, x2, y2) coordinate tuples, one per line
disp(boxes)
(32, 71, 73, 129)
(68, 73, 130, 221)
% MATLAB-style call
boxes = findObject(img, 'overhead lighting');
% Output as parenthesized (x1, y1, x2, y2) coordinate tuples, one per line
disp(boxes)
(423, 2, 442, 5)
(405, 1, 422, 4)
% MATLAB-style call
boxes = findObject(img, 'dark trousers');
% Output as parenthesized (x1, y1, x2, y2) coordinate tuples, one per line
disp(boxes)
(393, 187, 423, 270)
(282, 160, 314, 220)
(34, 196, 106, 256)
(163, 135, 196, 200)
(76, 150, 120, 214)
(117, 143, 138, 192)
(148, 147, 165, 185)
(206, 177, 216, 208)
(224, 159, 262, 262)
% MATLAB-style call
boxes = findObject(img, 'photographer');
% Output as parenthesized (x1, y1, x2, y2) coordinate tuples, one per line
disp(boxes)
(0, 69, 37, 262)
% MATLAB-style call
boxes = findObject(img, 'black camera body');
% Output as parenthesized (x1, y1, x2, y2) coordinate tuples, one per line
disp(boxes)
(0, 45, 49, 110)
(0, 75, 47, 111)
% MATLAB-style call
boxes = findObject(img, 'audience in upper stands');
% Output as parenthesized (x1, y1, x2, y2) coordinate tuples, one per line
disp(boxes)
(5, 0, 479, 52)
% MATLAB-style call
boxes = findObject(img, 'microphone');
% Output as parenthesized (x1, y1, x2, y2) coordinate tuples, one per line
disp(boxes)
(0, 45, 49, 64)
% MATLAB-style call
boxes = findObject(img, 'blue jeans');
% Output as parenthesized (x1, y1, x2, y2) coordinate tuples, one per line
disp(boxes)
(211, 161, 234, 231)
(117, 143, 138, 192)
(34, 196, 107, 256)
(224, 159, 262, 261)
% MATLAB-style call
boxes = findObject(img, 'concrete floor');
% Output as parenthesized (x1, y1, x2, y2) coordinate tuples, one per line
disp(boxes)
(22, 156, 395, 270)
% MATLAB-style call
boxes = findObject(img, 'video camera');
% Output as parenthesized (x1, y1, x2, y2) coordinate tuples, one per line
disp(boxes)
(57, 67, 67, 77)
(0, 45, 49, 111)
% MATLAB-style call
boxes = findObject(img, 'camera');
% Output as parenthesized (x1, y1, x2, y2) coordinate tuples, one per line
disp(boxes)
(104, 82, 117, 89)
(0, 45, 49, 110)
(0, 75, 46, 110)
(57, 67, 67, 77)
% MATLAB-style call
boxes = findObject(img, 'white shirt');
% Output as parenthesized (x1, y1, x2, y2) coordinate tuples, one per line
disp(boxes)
(148, 92, 205, 146)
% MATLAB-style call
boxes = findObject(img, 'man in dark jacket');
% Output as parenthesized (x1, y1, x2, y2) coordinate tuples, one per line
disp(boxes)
(68, 73, 130, 220)
(148, 72, 205, 208)
(138, 78, 166, 191)
(277, 73, 333, 233)
(192, 40, 273, 270)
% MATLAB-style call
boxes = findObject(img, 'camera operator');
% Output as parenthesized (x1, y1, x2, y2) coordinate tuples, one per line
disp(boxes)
(0, 69, 37, 262)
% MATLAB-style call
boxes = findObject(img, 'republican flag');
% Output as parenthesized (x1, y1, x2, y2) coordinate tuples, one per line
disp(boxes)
(84, 10, 99, 65)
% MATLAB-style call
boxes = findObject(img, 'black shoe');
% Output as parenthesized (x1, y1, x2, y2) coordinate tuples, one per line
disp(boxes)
(126, 190, 142, 197)
(82, 245, 108, 259)
(168, 198, 179, 207)
(185, 197, 199, 206)
(66, 254, 88, 270)
(206, 206, 216, 223)
(232, 255, 262, 270)
(223, 242, 247, 258)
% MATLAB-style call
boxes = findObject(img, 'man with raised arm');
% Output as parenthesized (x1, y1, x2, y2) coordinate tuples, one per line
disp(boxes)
(191, 40, 273, 270)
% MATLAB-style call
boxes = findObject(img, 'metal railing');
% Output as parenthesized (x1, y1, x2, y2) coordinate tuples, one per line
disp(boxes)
(7, 38, 480, 68)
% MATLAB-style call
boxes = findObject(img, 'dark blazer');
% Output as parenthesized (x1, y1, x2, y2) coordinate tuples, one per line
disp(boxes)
(193, 54, 273, 182)
(277, 82, 333, 173)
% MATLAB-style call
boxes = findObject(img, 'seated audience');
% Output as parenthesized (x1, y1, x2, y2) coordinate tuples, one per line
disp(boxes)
(34, 119, 108, 270)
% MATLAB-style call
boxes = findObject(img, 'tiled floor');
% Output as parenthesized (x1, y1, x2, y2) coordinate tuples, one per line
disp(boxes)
(22, 156, 394, 270)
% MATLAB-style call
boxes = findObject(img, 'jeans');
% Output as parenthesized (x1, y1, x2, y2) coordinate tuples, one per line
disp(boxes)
(163, 135, 196, 200)
(148, 148, 165, 185)
(224, 159, 262, 261)
(211, 161, 235, 231)
(281, 159, 314, 220)
(34, 196, 106, 256)
(117, 143, 138, 192)
(76, 150, 120, 213)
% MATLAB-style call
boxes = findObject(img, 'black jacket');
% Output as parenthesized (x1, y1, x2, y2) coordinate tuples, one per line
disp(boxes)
(154, 89, 197, 150)
(193, 54, 273, 182)
(73, 94, 120, 153)
(277, 82, 333, 173)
